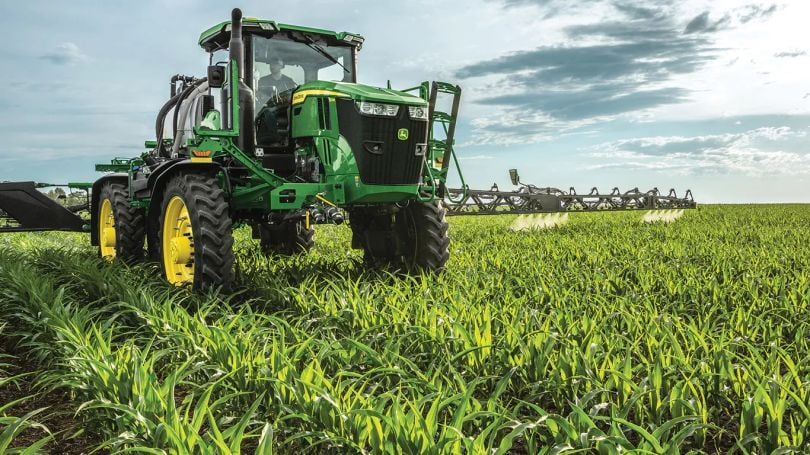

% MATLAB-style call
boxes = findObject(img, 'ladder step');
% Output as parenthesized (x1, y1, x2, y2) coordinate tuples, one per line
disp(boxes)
(431, 112, 455, 124)
(433, 81, 461, 94)
(426, 81, 464, 200)
(428, 141, 448, 156)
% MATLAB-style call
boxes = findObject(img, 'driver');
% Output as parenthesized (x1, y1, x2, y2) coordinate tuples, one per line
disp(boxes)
(255, 56, 297, 147)
(258, 56, 297, 104)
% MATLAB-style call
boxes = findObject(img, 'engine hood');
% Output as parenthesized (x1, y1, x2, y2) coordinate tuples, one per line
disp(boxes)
(293, 81, 427, 106)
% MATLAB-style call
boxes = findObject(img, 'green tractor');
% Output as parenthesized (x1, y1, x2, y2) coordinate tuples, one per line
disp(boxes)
(98, 8, 467, 290)
(0, 8, 465, 290)
(37, 8, 465, 291)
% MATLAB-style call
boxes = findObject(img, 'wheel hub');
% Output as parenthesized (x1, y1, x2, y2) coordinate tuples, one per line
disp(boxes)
(98, 198, 116, 259)
(162, 196, 195, 286)
(170, 236, 192, 264)
(102, 227, 116, 247)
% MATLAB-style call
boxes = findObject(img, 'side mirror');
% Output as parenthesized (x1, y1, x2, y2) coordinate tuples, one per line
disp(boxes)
(509, 168, 520, 186)
(200, 94, 215, 116)
(207, 65, 225, 88)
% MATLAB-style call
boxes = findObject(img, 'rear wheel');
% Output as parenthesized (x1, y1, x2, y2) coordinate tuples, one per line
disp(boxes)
(258, 220, 314, 256)
(159, 173, 233, 291)
(96, 182, 145, 263)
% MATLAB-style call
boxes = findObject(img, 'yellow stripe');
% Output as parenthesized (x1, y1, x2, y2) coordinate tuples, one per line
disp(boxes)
(292, 90, 348, 105)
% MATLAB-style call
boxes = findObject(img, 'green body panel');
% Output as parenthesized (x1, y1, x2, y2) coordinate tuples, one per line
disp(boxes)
(290, 81, 427, 140)
(212, 79, 430, 211)
(199, 110, 221, 130)
(285, 81, 431, 203)
(290, 96, 341, 140)
(229, 180, 419, 211)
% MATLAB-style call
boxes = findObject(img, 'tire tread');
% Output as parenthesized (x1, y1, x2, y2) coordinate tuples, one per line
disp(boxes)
(160, 173, 233, 291)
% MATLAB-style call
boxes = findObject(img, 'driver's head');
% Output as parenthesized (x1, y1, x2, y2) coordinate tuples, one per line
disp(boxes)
(268, 56, 284, 74)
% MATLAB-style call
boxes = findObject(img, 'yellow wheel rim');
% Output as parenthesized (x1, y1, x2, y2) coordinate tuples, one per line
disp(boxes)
(99, 198, 116, 260)
(162, 196, 195, 286)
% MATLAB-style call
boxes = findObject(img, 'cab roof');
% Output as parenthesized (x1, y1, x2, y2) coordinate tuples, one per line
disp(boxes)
(198, 18, 365, 52)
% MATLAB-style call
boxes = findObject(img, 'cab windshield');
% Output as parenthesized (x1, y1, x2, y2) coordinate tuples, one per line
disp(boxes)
(251, 32, 355, 110)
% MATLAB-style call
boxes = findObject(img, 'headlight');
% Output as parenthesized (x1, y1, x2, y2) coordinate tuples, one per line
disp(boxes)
(408, 105, 429, 121)
(357, 101, 399, 117)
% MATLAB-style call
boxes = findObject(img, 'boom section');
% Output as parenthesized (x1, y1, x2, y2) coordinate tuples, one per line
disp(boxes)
(444, 185, 696, 216)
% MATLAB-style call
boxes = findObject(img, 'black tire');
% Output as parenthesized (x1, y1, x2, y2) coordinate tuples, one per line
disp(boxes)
(349, 207, 398, 266)
(350, 200, 450, 272)
(398, 200, 450, 272)
(159, 173, 234, 291)
(258, 220, 314, 256)
(97, 182, 145, 264)
(146, 213, 161, 263)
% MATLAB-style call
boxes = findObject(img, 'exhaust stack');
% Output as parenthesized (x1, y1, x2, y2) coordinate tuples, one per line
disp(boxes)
(227, 8, 255, 154)
(229, 8, 244, 79)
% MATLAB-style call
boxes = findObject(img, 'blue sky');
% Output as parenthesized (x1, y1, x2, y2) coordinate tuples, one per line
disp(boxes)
(0, 0, 808, 202)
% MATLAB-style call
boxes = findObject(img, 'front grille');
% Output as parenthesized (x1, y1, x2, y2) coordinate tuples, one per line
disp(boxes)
(336, 99, 428, 185)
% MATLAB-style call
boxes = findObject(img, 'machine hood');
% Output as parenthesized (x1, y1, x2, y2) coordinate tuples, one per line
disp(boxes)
(293, 81, 427, 106)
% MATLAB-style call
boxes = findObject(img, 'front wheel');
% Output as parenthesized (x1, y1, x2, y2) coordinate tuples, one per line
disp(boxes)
(397, 200, 450, 272)
(350, 200, 450, 273)
(159, 173, 234, 291)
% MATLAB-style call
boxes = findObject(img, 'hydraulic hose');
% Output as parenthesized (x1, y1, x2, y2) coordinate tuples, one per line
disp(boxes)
(172, 77, 207, 140)
(173, 80, 210, 156)
(170, 74, 195, 97)
(155, 93, 182, 158)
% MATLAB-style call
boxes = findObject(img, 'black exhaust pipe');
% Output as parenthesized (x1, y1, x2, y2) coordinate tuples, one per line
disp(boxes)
(227, 8, 255, 154)
(229, 8, 244, 78)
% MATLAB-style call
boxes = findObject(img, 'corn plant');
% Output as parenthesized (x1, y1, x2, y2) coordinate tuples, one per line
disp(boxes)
(0, 205, 808, 453)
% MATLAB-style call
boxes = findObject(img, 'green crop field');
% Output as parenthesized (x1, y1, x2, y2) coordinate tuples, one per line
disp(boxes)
(0, 205, 808, 454)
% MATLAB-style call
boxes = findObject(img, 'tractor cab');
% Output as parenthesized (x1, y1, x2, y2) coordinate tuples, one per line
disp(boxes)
(198, 19, 364, 176)
(249, 31, 355, 150)
(196, 15, 440, 187)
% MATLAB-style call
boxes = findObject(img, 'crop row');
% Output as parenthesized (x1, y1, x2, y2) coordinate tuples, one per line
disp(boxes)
(0, 205, 807, 453)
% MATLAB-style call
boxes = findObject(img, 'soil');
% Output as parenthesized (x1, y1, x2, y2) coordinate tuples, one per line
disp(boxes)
(0, 339, 106, 454)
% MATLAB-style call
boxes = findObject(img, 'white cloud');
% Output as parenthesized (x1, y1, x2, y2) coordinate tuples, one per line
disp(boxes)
(585, 126, 810, 176)
(452, 1, 809, 146)
(39, 42, 88, 65)
(458, 154, 495, 160)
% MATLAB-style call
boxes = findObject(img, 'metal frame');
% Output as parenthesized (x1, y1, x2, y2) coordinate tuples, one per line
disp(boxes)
(0, 182, 88, 232)
(443, 184, 695, 216)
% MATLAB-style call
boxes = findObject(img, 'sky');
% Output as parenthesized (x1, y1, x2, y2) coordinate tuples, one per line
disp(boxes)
(0, 0, 808, 202)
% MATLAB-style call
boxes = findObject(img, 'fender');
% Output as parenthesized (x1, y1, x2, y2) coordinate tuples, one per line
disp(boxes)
(89, 174, 128, 245)
(145, 159, 229, 216)
(144, 160, 230, 260)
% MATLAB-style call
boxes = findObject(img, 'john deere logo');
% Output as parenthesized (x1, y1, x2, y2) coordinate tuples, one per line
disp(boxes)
(397, 128, 409, 141)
